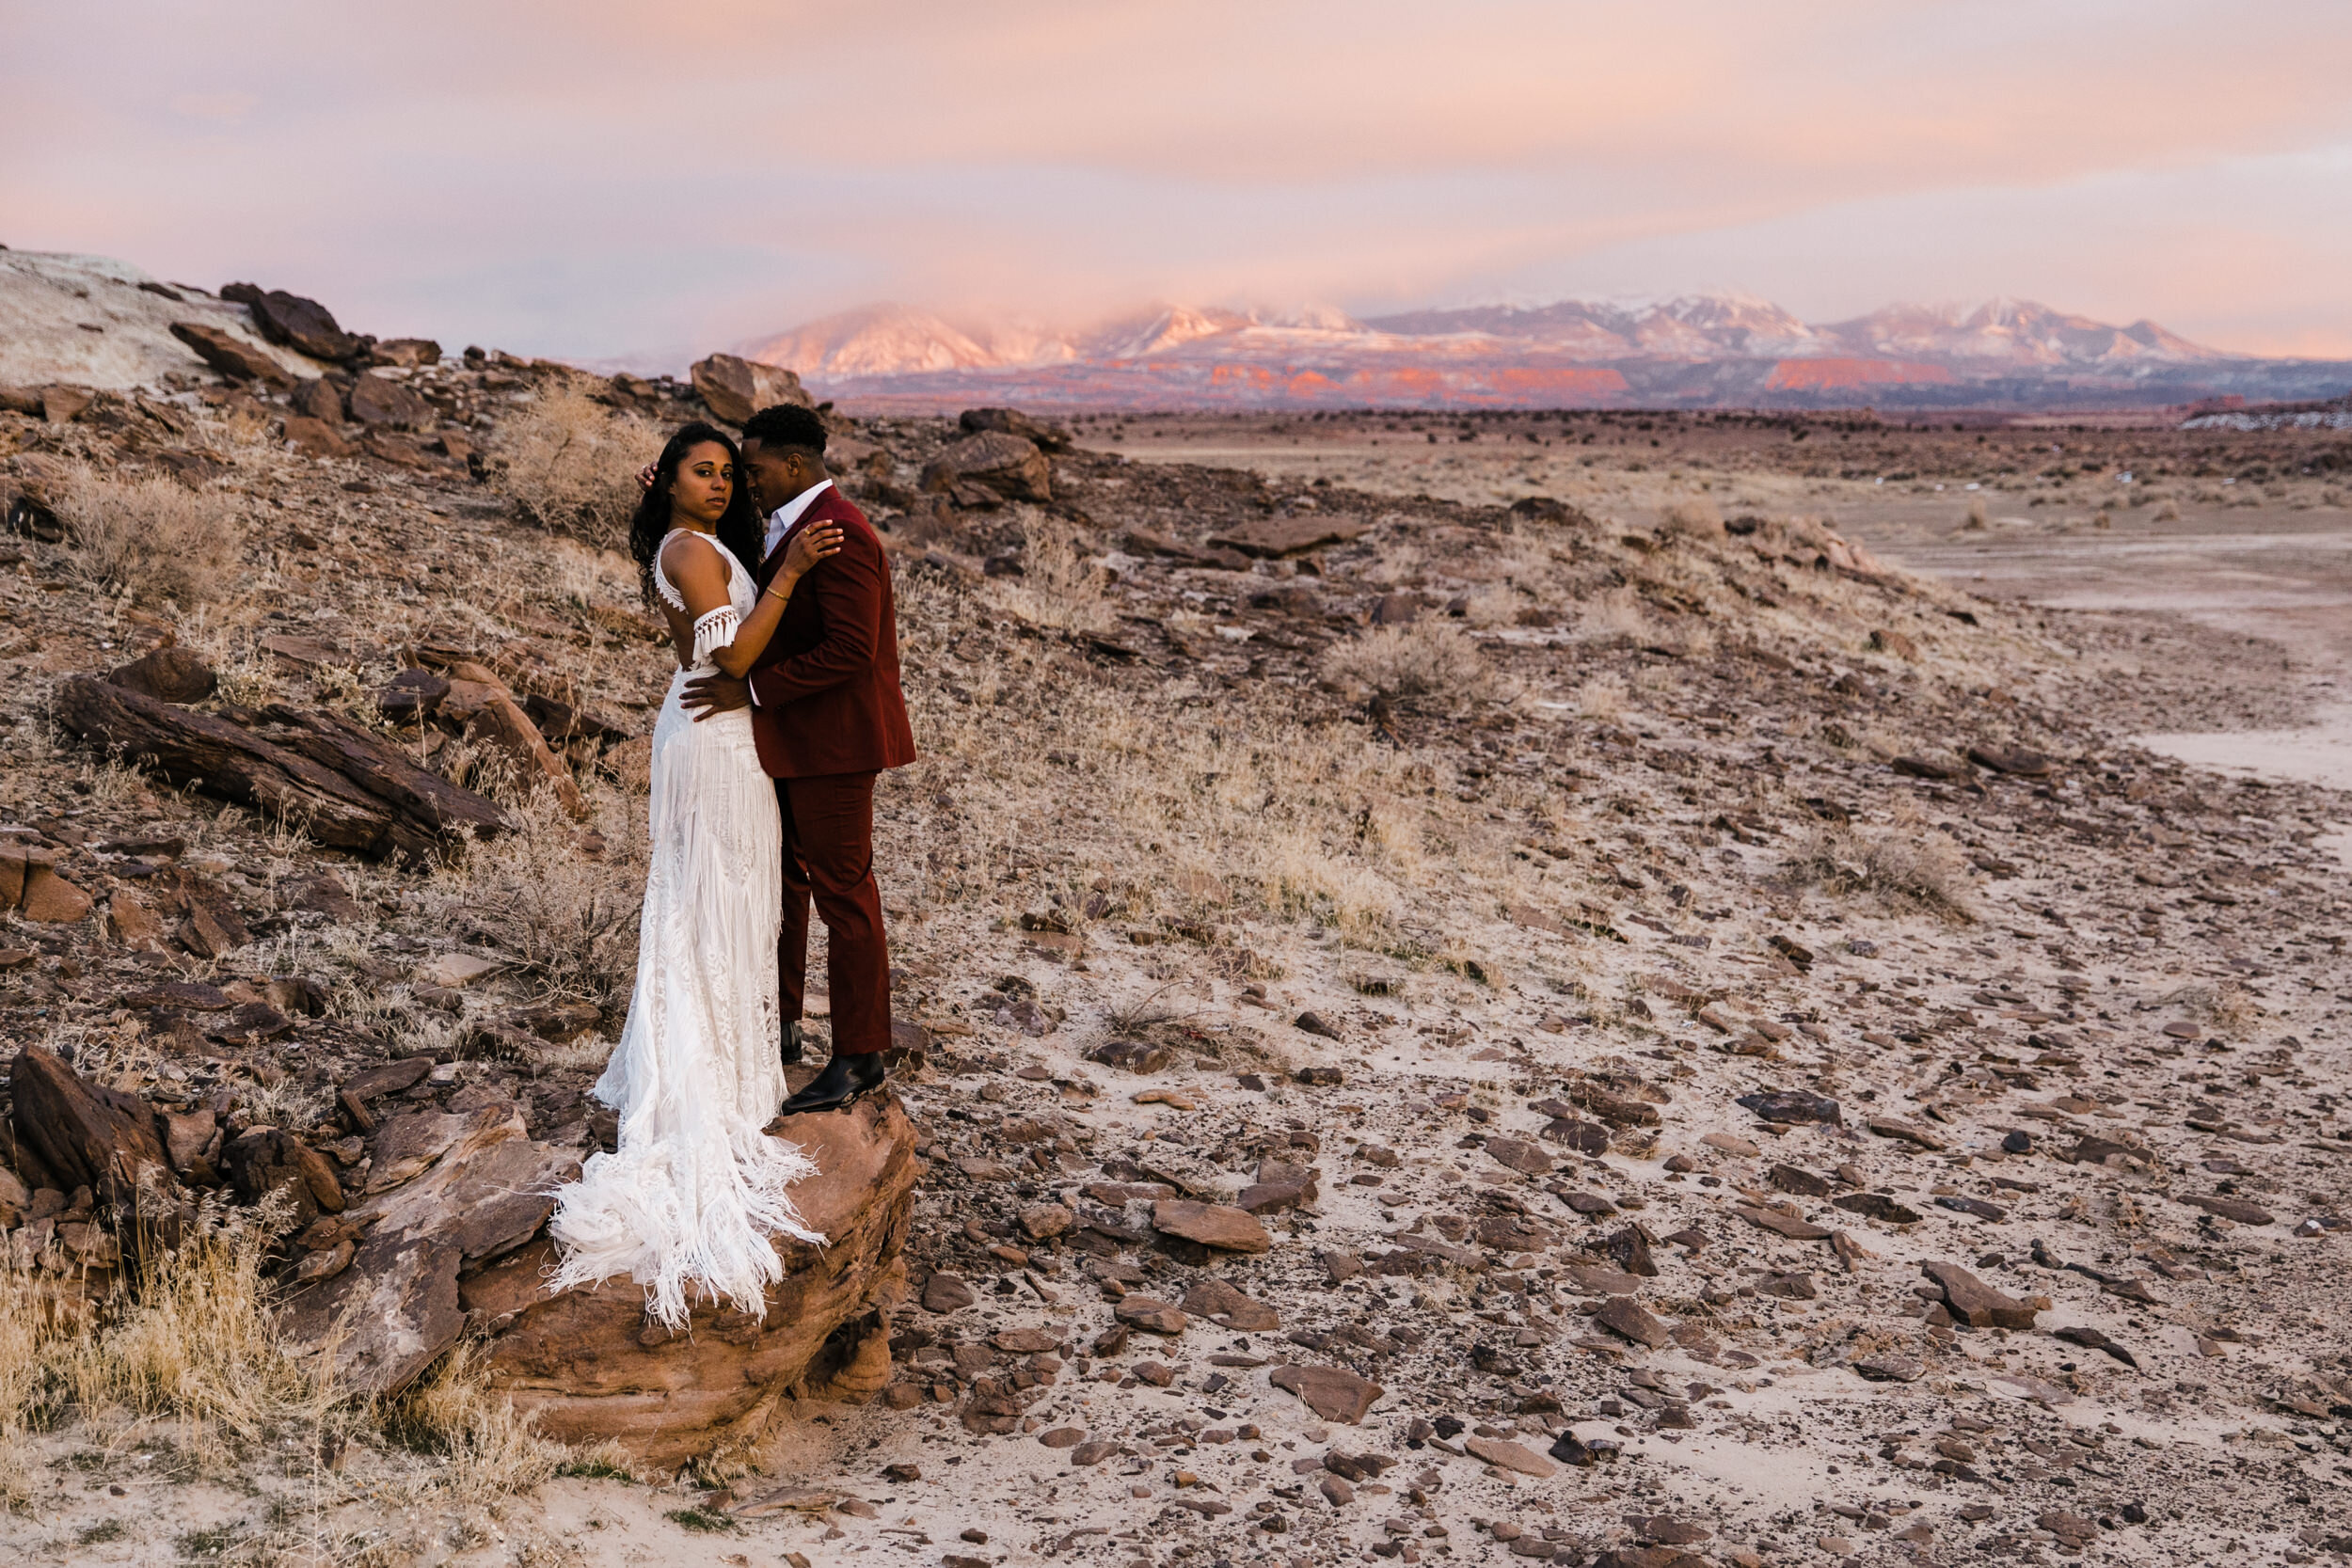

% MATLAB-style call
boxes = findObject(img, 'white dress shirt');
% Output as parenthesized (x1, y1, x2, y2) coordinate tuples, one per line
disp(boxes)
(763, 478, 834, 561)
(746, 479, 834, 706)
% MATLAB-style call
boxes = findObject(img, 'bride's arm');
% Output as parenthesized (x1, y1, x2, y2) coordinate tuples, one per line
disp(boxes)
(658, 528, 843, 678)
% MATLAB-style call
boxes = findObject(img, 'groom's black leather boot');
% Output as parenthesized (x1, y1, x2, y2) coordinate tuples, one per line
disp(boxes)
(778, 1052, 886, 1116)
(780, 1020, 806, 1069)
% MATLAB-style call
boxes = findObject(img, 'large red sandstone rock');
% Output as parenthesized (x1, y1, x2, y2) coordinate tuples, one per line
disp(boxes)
(458, 1095, 920, 1468)
(690, 354, 812, 425)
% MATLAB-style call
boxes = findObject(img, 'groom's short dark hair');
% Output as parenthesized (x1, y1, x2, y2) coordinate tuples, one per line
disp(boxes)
(741, 404, 828, 457)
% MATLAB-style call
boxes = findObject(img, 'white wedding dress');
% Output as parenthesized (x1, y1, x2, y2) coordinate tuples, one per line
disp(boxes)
(548, 529, 823, 1328)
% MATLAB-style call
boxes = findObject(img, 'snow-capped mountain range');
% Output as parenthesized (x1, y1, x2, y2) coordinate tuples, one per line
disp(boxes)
(729, 293, 2347, 411)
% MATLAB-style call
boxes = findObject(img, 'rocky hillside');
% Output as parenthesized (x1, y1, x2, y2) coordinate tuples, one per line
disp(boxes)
(0, 298, 2347, 1565)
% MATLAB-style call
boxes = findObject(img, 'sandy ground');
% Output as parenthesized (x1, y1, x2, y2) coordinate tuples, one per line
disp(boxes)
(5, 401, 2350, 1568)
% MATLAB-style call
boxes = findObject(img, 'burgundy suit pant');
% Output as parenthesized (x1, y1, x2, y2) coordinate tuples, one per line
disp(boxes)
(775, 770, 891, 1056)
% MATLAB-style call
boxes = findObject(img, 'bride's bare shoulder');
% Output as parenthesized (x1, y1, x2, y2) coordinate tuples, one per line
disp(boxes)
(659, 530, 730, 585)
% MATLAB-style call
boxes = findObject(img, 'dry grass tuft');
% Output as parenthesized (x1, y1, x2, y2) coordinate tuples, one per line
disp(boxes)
(0, 1205, 340, 1468)
(383, 1342, 562, 1506)
(1320, 621, 1492, 708)
(1657, 496, 1724, 539)
(990, 515, 1112, 633)
(1578, 588, 1655, 646)
(1576, 675, 1628, 721)
(437, 785, 646, 1009)
(51, 465, 245, 609)
(492, 387, 659, 553)
(1780, 813, 1971, 920)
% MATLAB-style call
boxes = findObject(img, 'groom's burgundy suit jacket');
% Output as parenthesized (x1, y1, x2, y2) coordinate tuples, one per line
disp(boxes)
(746, 485, 917, 780)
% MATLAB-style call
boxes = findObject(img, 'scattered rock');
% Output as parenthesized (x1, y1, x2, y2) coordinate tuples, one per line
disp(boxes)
(1921, 1261, 2039, 1330)
(1968, 745, 2053, 778)
(1464, 1434, 1557, 1478)
(1852, 1353, 1926, 1383)
(346, 372, 434, 430)
(1179, 1277, 1280, 1330)
(1152, 1199, 1271, 1253)
(1484, 1136, 1553, 1177)
(1833, 1192, 1922, 1224)
(1269, 1364, 1382, 1424)
(1867, 1115, 1946, 1150)
(2180, 1194, 2274, 1227)
(919, 431, 1051, 504)
(1088, 1039, 1171, 1074)
(107, 645, 215, 704)
(922, 1273, 977, 1314)
(1113, 1296, 1188, 1335)
(1594, 1297, 1669, 1348)
(246, 289, 364, 361)
(1736, 1089, 1840, 1126)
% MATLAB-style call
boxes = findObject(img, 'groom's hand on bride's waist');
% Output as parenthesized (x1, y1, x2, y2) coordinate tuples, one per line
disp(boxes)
(681, 673, 751, 720)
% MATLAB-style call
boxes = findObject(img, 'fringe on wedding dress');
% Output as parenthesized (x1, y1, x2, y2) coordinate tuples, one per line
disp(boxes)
(548, 535, 823, 1329)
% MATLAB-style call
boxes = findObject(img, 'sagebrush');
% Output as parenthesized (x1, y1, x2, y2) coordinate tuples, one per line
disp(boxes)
(492, 386, 658, 553)
(51, 465, 245, 608)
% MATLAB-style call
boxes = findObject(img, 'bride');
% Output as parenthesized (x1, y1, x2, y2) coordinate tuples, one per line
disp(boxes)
(548, 421, 844, 1327)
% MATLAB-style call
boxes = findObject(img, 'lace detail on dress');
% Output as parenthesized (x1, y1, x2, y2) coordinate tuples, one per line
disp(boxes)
(690, 605, 739, 667)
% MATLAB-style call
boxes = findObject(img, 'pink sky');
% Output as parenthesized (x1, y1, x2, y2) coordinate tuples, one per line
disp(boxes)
(6, 1, 2350, 360)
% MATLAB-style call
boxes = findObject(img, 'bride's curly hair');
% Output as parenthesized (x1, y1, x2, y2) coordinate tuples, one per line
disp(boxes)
(628, 422, 766, 606)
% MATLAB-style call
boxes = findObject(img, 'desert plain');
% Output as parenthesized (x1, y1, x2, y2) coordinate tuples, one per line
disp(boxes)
(0, 312, 2348, 1568)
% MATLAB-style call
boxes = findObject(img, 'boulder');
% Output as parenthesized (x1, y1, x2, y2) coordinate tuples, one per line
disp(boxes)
(959, 406, 1071, 451)
(373, 339, 442, 368)
(280, 1102, 577, 1394)
(1921, 1261, 2038, 1330)
(1151, 1199, 1271, 1253)
(378, 668, 449, 724)
(169, 323, 294, 388)
(19, 863, 93, 924)
(1179, 1277, 1280, 1330)
(1269, 1364, 1382, 1424)
(1206, 515, 1371, 559)
(453, 1095, 921, 1467)
(346, 372, 434, 430)
(280, 415, 356, 459)
(435, 668, 584, 816)
(221, 1127, 345, 1226)
(107, 645, 216, 704)
(919, 432, 1051, 504)
(8, 1046, 176, 1213)
(247, 290, 363, 361)
(291, 378, 346, 424)
(690, 354, 813, 425)
(106, 888, 168, 950)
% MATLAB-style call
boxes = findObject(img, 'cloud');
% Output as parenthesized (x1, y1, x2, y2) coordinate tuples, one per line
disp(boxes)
(4, 1, 2350, 360)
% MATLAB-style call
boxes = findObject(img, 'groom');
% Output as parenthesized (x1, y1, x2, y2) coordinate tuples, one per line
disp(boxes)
(681, 404, 917, 1115)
